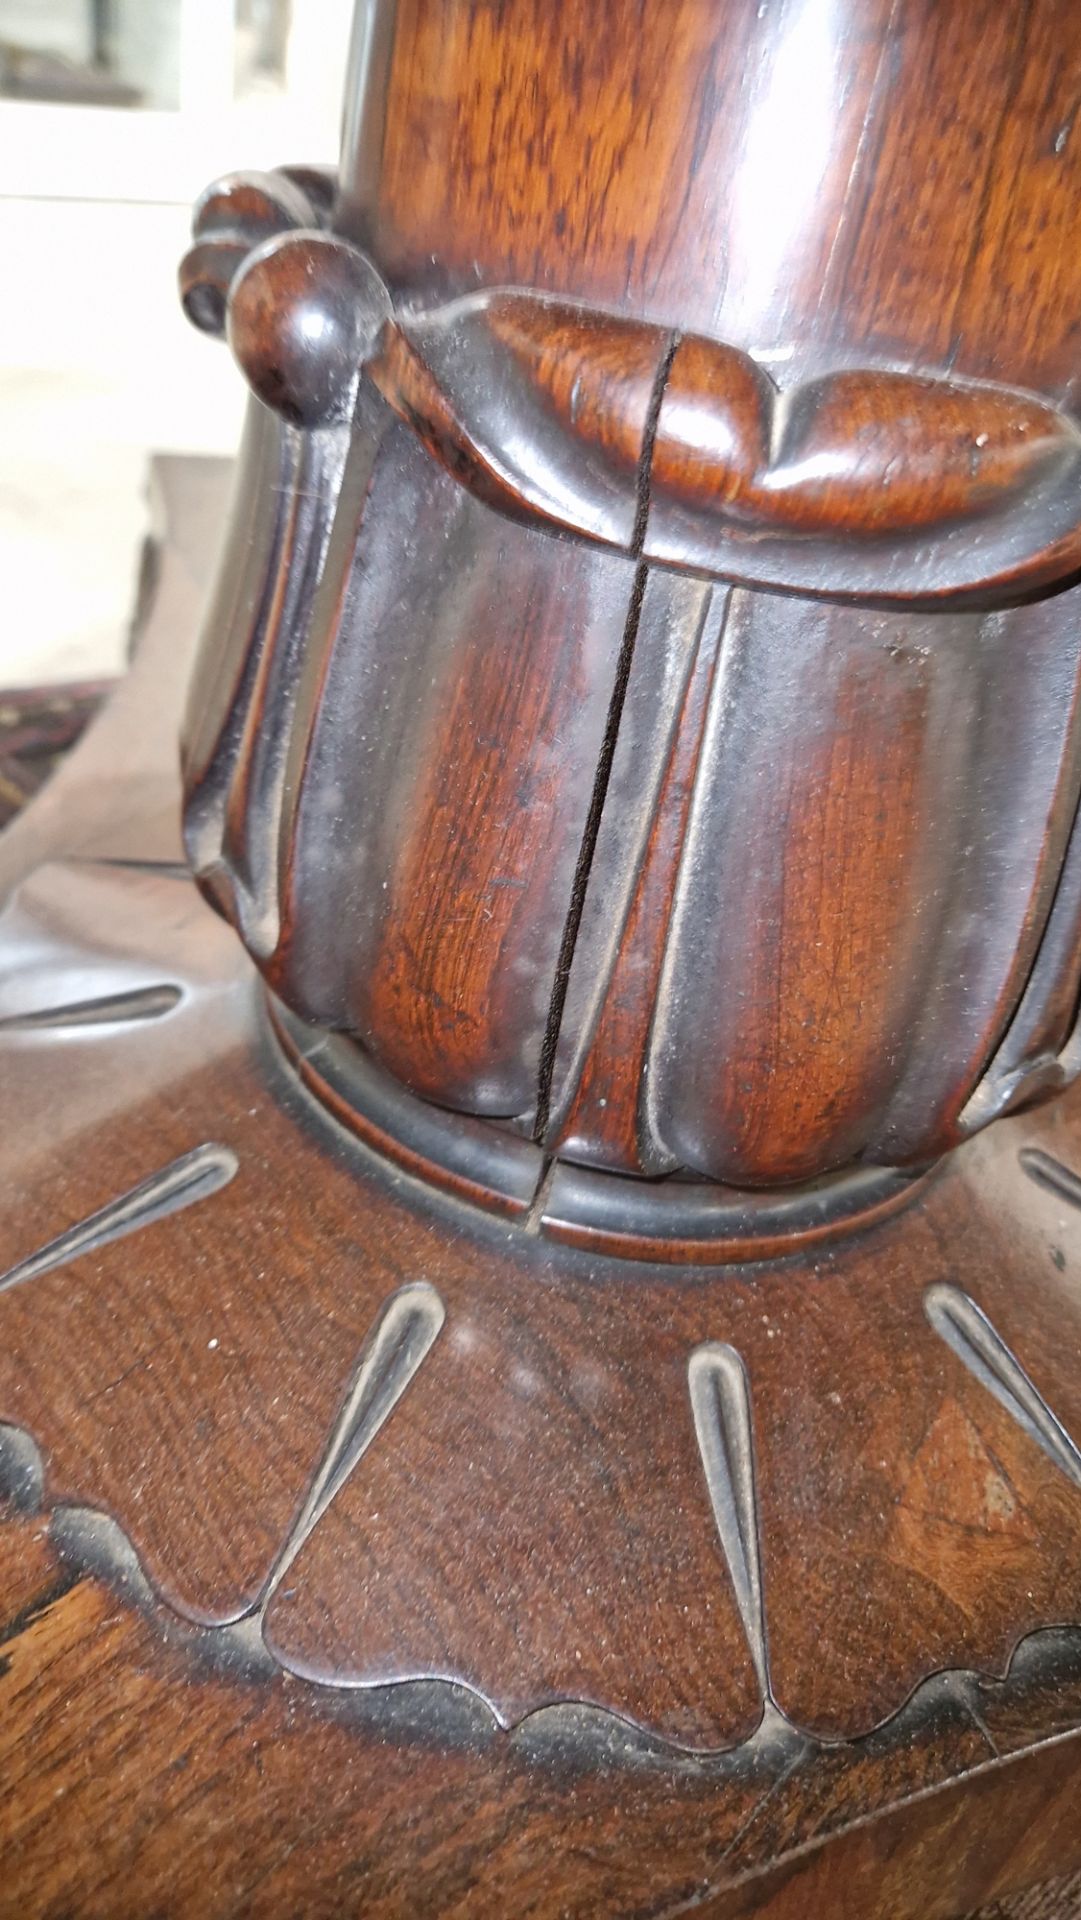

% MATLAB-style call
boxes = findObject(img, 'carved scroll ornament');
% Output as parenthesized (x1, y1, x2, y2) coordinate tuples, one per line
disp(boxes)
(181, 168, 1081, 606)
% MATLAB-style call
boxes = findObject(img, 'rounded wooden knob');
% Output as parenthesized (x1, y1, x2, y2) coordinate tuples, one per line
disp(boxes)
(228, 233, 391, 427)
(179, 169, 318, 336)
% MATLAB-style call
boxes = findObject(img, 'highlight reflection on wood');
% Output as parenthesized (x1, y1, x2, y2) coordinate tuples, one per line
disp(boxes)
(10, 1, 1081, 1912)
(184, 193, 1081, 604)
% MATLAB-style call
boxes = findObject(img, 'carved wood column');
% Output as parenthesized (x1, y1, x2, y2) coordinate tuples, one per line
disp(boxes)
(179, 2, 1081, 1236)
(7, 4, 1081, 1912)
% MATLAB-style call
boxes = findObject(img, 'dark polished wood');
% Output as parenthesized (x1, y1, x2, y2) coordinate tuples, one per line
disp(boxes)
(8, 1, 1081, 1912)
(6, 1492, 1081, 1920)
(344, 0, 1081, 403)
(185, 177, 1081, 604)
(5, 696, 1081, 1905)
(6, 839, 1081, 1748)
(2, 712, 1081, 1914)
(174, 0, 1081, 1195)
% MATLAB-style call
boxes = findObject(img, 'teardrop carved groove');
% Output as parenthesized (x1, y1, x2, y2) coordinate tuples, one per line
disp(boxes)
(0, 1145, 239, 1293)
(1018, 1147, 1081, 1211)
(924, 1282, 1081, 1489)
(689, 1343, 771, 1704)
(263, 1281, 445, 1599)
(0, 985, 182, 1031)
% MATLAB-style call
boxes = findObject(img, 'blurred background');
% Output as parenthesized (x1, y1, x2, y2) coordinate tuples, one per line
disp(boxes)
(0, 0, 353, 684)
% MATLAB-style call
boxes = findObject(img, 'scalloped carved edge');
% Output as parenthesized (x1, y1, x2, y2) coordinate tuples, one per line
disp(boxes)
(6, 1410, 1081, 1768)
(5, 1159, 1081, 1755)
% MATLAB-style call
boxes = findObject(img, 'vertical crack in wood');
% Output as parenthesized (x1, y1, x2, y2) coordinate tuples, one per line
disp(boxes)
(924, 1281, 1081, 1488)
(539, 575, 720, 1159)
(1019, 1146, 1081, 1212)
(0, 1145, 239, 1293)
(532, 334, 680, 1143)
(689, 1342, 772, 1707)
(532, 557, 649, 1143)
(631, 331, 681, 559)
(0, 985, 182, 1031)
(263, 1281, 445, 1599)
(0, 1566, 85, 1661)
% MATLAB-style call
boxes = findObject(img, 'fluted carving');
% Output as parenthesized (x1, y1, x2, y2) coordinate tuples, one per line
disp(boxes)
(178, 167, 1081, 1202)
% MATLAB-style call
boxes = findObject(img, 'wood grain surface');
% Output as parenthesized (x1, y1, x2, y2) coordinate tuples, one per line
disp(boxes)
(10, 0, 1081, 1911)
(5, 855, 1081, 1755)
(177, 0, 1081, 1194)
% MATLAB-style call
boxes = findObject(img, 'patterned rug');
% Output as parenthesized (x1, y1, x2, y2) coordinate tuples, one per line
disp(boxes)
(0, 679, 113, 827)
(969, 1868, 1081, 1918)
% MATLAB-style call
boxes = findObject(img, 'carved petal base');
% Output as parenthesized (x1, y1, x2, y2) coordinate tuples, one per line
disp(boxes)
(4, 860, 1081, 1752)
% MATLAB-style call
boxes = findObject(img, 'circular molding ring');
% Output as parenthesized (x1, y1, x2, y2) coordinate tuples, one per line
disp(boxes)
(269, 997, 933, 1266)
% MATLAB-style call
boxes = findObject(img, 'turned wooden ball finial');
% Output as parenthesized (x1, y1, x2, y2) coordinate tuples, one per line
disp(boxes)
(228, 233, 392, 427)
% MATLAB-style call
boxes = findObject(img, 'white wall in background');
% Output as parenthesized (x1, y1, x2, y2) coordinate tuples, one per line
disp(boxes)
(0, 0, 354, 685)
(0, 198, 249, 685)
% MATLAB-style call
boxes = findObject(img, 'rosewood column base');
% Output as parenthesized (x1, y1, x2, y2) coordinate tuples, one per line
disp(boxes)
(2, 466, 1081, 1915)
